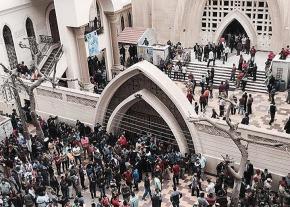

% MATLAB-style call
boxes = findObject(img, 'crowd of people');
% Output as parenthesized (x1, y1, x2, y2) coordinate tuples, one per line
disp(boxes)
(87, 55, 107, 94)
(1, 109, 290, 207)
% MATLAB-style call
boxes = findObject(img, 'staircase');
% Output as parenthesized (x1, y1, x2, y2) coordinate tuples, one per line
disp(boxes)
(173, 61, 268, 93)
(40, 46, 63, 75)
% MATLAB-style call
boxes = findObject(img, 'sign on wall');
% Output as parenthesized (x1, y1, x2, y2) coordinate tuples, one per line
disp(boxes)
(85, 30, 99, 57)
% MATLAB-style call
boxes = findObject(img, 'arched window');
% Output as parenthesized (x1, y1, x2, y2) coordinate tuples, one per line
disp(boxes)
(3, 25, 18, 69)
(121, 16, 125, 31)
(26, 18, 35, 37)
(49, 9, 60, 42)
(128, 12, 132, 27)
(25, 18, 38, 55)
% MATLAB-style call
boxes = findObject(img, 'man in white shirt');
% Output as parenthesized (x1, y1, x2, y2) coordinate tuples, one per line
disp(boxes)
(205, 179, 215, 195)
(72, 145, 81, 165)
(207, 50, 215, 67)
(173, 64, 180, 80)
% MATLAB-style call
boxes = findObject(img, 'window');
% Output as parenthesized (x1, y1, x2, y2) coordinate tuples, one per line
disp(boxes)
(121, 16, 125, 31)
(128, 12, 132, 27)
(3, 25, 18, 69)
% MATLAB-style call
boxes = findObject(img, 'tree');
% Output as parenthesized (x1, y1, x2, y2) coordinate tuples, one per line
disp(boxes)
(189, 95, 284, 206)
(1, 37, 77, 140)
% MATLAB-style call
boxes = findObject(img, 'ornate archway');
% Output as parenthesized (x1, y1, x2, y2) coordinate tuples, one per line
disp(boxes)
(106, 89, 189, 154)
(95, 61, 203, 154)
(214, 10, 257, 47)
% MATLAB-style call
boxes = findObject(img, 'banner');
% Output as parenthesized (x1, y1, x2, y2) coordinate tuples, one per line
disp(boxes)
(85, 30, 99, 57)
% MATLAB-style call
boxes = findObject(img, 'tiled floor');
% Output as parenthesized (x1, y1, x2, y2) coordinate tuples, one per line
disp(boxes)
(76, 173, 215, 207)
(176, 81, 290, 133)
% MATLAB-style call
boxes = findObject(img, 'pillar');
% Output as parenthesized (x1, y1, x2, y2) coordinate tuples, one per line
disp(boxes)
(106, 13, 122, 76)
(74, 26, 92, 90)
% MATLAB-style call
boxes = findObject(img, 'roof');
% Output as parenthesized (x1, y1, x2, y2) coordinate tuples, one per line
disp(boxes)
(117, 27, 147, 44)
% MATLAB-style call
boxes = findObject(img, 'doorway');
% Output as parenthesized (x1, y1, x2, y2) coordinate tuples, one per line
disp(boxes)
(49, 9, 60, 43)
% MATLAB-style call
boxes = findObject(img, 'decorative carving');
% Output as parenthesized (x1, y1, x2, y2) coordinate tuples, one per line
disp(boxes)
(248, 134, 290, 151)
(66, 95, 97, 108)
(195, 122, 290, 152)
(39, 35, 53, 44)
(37, 89, 63, 100)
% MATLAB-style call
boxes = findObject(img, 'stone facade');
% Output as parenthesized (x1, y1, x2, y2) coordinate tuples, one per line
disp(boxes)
(132, 0, 290, 51)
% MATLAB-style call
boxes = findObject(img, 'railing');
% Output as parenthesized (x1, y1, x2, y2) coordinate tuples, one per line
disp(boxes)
(37, 35, 54, 65)
(44, 45, 63, 75)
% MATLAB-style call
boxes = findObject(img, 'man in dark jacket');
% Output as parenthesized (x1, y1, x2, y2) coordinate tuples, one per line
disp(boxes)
(284, 116, 290, 134)
(151, 188, 162, 207)
(269, 102, 277, 125)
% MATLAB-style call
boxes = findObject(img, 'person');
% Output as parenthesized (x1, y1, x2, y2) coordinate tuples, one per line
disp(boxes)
(151, 188, 162, 207)
(206, 178, 215, 195)
(142, 173, 152, 200)
(129, 192, 139, 207)
(72, 145, 81, 165)
(286, 88, 290, 104)
(181, 64, 187, 80)
(230, 64, 236, 81)
(199, 94, 207, 112)
(206, 193, 216, 207)
(194, 102, 199, 115)
(252, 63, 257, 81)
(190, 173, 200, 197)
(172, 162, 180, 186)
(224, 45, 230, 62)
(197, 192, 209, 207)
(187, 91, 194, 104)
(211, 109, 219, 119)
(250, 46, 256, 61)
(173, 63, 180, 80)
(219, 98, 225, 117)
(207, 50, 215, 67)
(241, 113, 250, 125)
(268, 101, 277, 125)
(132, 168, 139, 191)
(244, 160, 254, 185)
(120, 45, 126, 64)
(284, 116, 290, 134)
(170, 186, 182, 207)
(143, 38, 149, 46)
(247, 94, 253, 115)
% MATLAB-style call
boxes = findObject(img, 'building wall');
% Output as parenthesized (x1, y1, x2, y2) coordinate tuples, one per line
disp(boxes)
(0, 0, 52, 72)
(132, 0, 290, 51)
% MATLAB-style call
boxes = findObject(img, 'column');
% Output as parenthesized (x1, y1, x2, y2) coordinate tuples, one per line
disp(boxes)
(74, 26, 92, 90)
(107, 13, 121, 75)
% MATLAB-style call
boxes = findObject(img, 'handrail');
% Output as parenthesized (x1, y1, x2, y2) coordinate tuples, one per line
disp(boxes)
(37, 35, 54, 65)
(44, 45, 63, 75)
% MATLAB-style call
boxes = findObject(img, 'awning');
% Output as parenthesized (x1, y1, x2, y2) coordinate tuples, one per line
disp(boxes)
(118, 27, 147, 44)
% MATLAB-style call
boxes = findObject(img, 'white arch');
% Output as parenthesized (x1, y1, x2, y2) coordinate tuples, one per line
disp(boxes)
(214, 10, 257, 46)
(95, 60, 203, 153)
(106, 89, 189, 155)
(45, 3, 55, 37)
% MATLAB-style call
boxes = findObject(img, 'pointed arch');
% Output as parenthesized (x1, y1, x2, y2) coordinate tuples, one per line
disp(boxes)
(121, 16, 125, 31)
(25, 18, 35, 38)
(95, 61, 203, 154)
(106, 89, 189, 154)
(3, 25, 18, 69)
(214, 10, 257, 46)
(128, 12, 132, 27)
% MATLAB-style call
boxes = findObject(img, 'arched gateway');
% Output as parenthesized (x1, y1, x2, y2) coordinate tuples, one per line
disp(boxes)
(94, 61, 203, 154)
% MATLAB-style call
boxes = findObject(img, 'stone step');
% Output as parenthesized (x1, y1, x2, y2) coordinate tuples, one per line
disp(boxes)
(171, 61, 268, 93)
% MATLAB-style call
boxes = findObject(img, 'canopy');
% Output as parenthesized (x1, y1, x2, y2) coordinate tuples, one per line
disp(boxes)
(118, 27, 147, 45)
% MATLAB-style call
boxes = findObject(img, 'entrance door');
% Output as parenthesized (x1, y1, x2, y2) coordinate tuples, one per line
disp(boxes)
(49, 9, 60, 43)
